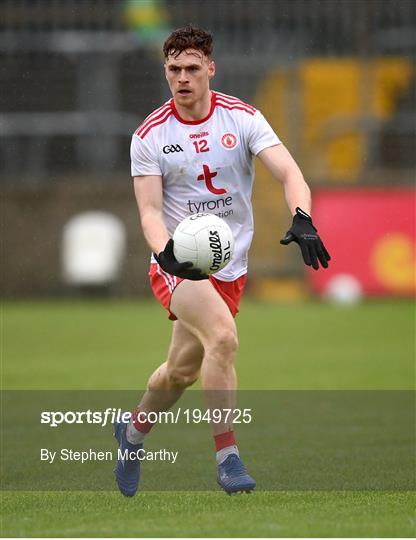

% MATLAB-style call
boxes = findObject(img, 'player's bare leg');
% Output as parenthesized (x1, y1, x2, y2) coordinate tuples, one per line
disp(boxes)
(126, 320, 204, 442)
(147, 319, 204, 394)
(114, 320, 203, 496)
(170, 280, 238, 432)
(170, 279, 255, 494)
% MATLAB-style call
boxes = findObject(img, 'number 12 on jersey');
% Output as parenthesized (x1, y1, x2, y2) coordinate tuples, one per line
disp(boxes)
(193, 140, 209, 153)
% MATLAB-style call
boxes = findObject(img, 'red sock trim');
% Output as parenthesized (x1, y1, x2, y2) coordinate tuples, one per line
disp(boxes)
(131, 408, 155, 434)
(214, 430, 236, 451)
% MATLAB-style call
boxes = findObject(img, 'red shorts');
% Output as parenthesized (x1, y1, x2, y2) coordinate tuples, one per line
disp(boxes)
(149, 263, 247, 320)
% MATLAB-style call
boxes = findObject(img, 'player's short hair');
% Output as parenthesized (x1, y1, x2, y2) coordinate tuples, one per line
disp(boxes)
(163, 25, 213, 59)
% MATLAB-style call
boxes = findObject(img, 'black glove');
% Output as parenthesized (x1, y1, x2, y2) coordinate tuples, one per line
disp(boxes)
(280, 207, 331, 270)
(154, 239, 208, 280)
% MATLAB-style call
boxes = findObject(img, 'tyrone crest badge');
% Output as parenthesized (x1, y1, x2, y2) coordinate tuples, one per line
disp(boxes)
(221, 132, 238, 150)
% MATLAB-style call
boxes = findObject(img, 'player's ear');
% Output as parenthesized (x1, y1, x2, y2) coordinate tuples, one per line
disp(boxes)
(208, 60, 215, 80)
(164, 62, 168, 80)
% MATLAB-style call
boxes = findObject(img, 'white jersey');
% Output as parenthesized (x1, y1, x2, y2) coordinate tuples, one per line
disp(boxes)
(131, 91, 281, 281)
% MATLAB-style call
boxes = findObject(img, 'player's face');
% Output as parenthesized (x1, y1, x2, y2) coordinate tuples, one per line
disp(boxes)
(165, 49, 215, 106)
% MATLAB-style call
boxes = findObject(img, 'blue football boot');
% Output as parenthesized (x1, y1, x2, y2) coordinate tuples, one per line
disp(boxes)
(217, 454, 256, 494)
(114, 420, 142, 497)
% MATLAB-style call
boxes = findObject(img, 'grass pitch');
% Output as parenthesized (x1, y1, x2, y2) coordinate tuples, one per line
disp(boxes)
(2, 299, 415, 537)
(2, 491, 414, 537)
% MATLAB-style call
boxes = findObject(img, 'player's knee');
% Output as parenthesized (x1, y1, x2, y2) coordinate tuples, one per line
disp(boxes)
(207, 328, 238, 360)
(166, 364, 199, 388)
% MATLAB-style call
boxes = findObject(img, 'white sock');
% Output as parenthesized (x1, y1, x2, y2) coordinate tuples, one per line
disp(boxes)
(216, 445, 239, 465)
(126, 420, 146, 445)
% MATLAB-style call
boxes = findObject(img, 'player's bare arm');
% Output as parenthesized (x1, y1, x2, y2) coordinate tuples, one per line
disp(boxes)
(258, 144, 331, 269)
(258, 144, 311, 215)
(133, 175, 169, 254)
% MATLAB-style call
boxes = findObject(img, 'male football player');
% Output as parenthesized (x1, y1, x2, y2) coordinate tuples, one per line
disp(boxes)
(114, 25, 330, 496)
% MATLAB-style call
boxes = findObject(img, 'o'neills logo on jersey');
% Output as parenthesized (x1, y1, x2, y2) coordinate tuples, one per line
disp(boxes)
(189, 131, 209, 139)
(221, 133, 238, 150)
